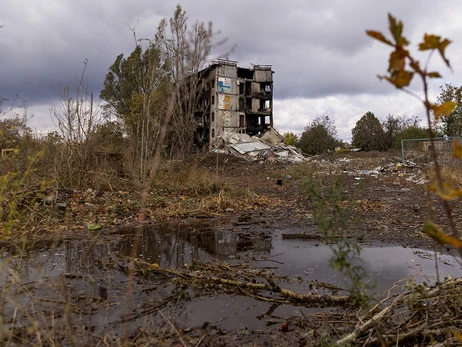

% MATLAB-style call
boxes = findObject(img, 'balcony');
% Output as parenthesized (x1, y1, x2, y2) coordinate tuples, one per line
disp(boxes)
(254, 91, 272, 99)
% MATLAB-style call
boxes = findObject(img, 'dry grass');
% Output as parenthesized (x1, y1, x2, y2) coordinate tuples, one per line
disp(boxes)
(440, 164, 462, 187)
(155, 162, 224, 195)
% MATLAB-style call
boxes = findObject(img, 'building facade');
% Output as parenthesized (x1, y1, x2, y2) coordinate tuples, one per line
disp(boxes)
(194, 59, 274, 150)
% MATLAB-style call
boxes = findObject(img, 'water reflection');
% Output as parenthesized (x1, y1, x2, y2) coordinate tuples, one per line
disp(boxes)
(1, 223, 460, 291)
(1, 223, 461, 335)
(263, 234, 461, 292)
(116, 223, 272, 267)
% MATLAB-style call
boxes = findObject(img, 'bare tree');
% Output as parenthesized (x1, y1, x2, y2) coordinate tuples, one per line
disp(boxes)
(52, 59, 101, 142)
(50, 59, 104, 187)
(155, 5, 213, 156)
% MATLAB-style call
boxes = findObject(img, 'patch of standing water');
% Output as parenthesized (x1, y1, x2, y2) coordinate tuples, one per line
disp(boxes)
(256, 232, 461, 292)
(1, 223, 460, 332)
(114, 225, 460, 292)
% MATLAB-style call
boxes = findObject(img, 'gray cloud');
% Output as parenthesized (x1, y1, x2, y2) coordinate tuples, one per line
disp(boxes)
(1, 0, 461, 139)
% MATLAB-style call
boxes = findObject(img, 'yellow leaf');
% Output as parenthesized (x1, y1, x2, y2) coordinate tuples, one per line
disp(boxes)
(422, 222, 462, 248)
(453, 330, 462, 341)
(384, 70, 414, 89)
(389, 50, 406, 71)
(419, 34, 442, 50)
(433, 101, 456, 120)
(366, 30, 393, 46)
(409, 60, 421, 73)
(148, 263, 159, 270)
(427, 71, 442, 78)
(439, 38, 452, 68)
(429, 181, 462, 200)
(453, 140, 462, 159)
(388, 14, 409, 46)
(418, 33, 451, 68)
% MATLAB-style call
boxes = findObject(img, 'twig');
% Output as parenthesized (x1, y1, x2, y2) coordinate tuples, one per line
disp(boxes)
(159, 310, 188, 347)
(336, 293, 404, 345)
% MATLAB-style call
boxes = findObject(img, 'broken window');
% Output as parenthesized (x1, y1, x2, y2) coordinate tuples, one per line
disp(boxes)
(211, 95, 215, 105)
(239, 82, 245, 95)
(245, 82, 252, 96)
(259, 99, 271, 111)
(211, 79, 215, 89)
(246, 98, 252, 111)
(239, 98, 245, 111)
(237, 68, 254, 79)
(240, 114, 245, 128)
(260, 83, 272, 93)
(211, 112, 215, 122)
(212, 129, 215, 138)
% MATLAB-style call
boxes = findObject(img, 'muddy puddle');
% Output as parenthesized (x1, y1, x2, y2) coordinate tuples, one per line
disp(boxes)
(2, 223, 461, 334)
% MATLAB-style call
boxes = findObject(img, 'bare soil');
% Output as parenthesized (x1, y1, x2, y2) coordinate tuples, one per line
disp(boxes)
(197, 151, 452, 249)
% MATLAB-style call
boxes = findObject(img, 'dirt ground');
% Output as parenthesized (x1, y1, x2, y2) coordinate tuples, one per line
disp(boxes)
(3, 152, 462, 346)
(199, 151, 454, 249)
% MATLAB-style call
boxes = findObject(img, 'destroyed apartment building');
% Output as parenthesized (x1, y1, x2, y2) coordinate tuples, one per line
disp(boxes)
(193, 59, 274, 150)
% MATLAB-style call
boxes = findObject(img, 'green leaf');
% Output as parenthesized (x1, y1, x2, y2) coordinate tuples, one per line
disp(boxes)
(366, 30, 393, 46)
(87, 224, 102, 230)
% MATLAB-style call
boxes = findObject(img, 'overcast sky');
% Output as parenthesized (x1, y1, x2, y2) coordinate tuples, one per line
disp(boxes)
(1, 0, 462, 141)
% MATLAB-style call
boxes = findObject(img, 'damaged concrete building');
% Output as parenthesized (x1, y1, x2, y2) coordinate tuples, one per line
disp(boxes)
(194, 59, 274, 150)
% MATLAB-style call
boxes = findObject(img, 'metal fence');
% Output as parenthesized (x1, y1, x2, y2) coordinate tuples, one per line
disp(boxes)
(401, 137, 462, 165)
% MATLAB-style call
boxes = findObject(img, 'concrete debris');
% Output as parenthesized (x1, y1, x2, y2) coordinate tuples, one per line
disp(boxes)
(218, 128, 308, 163)
(221, 132, 253, 145)
(230, 141, 270, 155)
(259, 127, 284, 146)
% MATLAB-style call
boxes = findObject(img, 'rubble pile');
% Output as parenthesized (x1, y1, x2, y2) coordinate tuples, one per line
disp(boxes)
(215, 128, 308, 163)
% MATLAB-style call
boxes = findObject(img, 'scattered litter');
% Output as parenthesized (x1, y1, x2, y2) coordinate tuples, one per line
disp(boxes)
(215, 128, 430, 188)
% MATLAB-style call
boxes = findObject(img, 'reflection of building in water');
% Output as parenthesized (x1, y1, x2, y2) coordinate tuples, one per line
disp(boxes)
(198, 230, 272, 256)
(114, 224, 274, 266)
(252, 238, 272, 253)
(199, 230, 238, 256)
